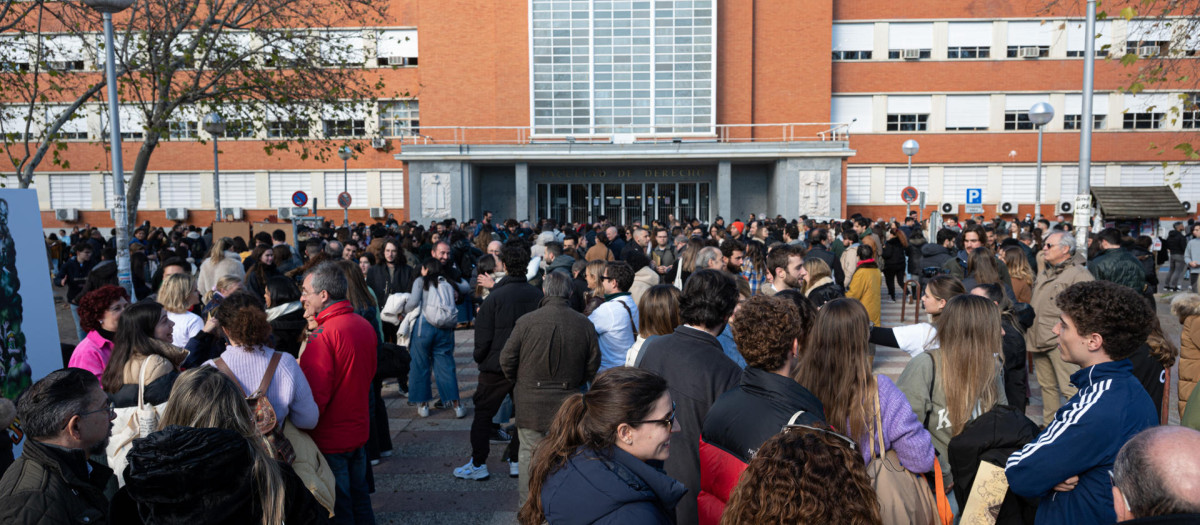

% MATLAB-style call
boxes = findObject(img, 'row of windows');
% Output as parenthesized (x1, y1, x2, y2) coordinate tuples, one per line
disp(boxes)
(844, 164, 1200, 205)
(831, 18, 1200, 62)
(832, 93, 1198, 133)
(45, 172, 406, 210)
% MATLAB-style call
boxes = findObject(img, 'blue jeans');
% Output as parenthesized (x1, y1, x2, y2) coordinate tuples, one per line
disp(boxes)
(408, 318, 459, 405)
(325, 447, 375, 525)
(69, 304, 86, 341)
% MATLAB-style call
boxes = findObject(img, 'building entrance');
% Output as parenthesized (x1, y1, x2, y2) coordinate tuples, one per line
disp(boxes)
(535, 182, 711, 225)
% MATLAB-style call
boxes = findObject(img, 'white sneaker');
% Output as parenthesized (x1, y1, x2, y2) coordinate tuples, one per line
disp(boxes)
(417, 404, 430, 418)
(509, 461, 519, 478)
(454, 404, 467, 419)
(453, 460, 490, 481)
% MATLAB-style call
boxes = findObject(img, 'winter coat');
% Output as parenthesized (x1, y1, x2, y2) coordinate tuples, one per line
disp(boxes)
(638, 326, 742, 525)
(1128, 342, 1167, 419)
(585, 242, 616, 262)
(1001, 319, 1029, 412)
(920, 243, 955, 275)
(298, 300, 377, 454)
(541, 446, 687, 525)
(629, 266, 660, 306)
(366, 263, 414, 317)
(68, 330, 113, 383)
(906, 235, 926, 275)
(244, 263, 281, 299)
(882, 237, 907, 271)
(266, 302, 307, 359)
(1089, 247, 1148, 292)
(1129, 245, 1159, 287)
(197, 252, 246, 296)
(0, 440, 113, 525)
(806, 245, 844, 288)
(499, 296, 600, 433)
(840, 243, 860, 287)
(947, 405, 1040, 519)
(847, 262, 882, 327)
(1166, 229, 1187, 256)
(1178, 294, 1200, 415)
(803, 277, 843, 308)
(1027, 258, 1093, 353)
(1187, 238, 1200, 275)
(474, 274, 544, 374)
(110, 426, 327, 525)
(1005, 360, 1157, 525)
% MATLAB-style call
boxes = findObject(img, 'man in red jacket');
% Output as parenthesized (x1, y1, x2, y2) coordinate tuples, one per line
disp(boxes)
(299, 262, 377, 525)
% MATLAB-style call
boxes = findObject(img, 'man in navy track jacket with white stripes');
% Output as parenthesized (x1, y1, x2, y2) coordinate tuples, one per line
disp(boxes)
(1006, 281, 1158, 525)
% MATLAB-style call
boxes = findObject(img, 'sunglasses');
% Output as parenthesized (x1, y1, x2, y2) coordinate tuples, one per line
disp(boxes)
(781, 422, 858, 451)
(631, 401, 677, 430)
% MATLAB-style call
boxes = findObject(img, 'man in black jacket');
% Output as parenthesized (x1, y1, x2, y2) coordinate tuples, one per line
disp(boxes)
(1165, 222, 1188, 291)
(456, 242, 543, 482)
(805, 228, 844, 288)
(1090, 228, 1147, 292)
(0, 368, 114, 524)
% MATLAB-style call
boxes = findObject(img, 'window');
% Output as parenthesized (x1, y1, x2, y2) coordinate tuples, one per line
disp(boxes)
(845, 167, 871, 205)
(380, 171, 405, 208)
(947, 22, 992, 59)
(830, 96, 873, 134)
(376, 29, 418, 67)
(1, 35, 32, 72)
(103, 174, 149, 208)
(158, 174, 201, 208)
(1183, 94, 1199, 129)
(169, 34, 196, 70)
(320, 30, 365, 67)
(832, 23, 873, 60)
(942, 167, 989, 203)
(1123, 94, 1170, 130)
(1061, 166, 1106, 198)
(269, 172, 311, 207)
(1006, 21, 1053, 57)
(168, 121, 198, 140)
(2, 108, 35, 141)
(945, 95, 990, 131)
(261, 33, 309, 68)
(380, 100, 419, 137)
(1001, 167, 1049, 203)
(1126, 20, 1171, 56)
(217, 173, 257, 208)
(886, 96, 930, 131)
(50, 174, 91, 209)
(1178, 165, 1200, 204)
(1063, 114, 1106, 130)
(1004, 94, 1050, 130)
(887, 23, 933, 59)
(220, 120, 256, 139)
(325, 171, 367, 208)
(1064, 93, 1108, 130)
(1004, 112, 1033, 130)
(1065, 20, 1111, 57)
(45, 105, 88, 140)
(322, 119, 365, 138)
(1120, 165, 1166, 187)
(267, 119, 310, 138)
(1123, 112, 1162, 129)
(43, 36, 88, 71)
(100, 105, 145, 140)
(884, 167, 929, 204)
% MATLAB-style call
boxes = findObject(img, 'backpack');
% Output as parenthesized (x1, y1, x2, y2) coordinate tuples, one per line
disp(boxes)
(421, 277, 459, 329)
(213, 352, 296, 464)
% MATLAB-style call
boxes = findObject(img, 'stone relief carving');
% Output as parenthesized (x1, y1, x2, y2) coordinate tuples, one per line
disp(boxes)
(421, 172, 451, 219)
(798, 170, 831, 217)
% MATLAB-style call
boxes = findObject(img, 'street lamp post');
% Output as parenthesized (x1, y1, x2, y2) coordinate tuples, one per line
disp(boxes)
(84, 0, 136, 300)
(203, 113, 225, 221)
(338, 146, 352, 226)
(902, 139, 919, 217)
(1028, 102, 1054, 221)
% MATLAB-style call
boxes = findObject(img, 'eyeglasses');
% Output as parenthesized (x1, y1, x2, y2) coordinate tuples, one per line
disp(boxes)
(631, 402, 677, 430)
(78, 400, 115, 419)
(781, 422, 858, 451)
(602, 275, 615, 281)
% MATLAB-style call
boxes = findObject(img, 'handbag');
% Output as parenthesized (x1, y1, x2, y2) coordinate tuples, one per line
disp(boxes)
(135, 355, 159, 438)
(376, 342, 411, 381)
(213, 352, 296, 464)
(866, 393, 939, 525)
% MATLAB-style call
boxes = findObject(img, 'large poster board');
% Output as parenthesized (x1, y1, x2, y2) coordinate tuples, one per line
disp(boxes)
(251, 222, 293, 246)
(212, 221, 252, 243)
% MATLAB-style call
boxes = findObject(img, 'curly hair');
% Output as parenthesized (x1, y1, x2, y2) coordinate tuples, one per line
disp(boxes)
(721, 428, 881, 525)
(732, 295, 803, 371)
(1055, 280, 1155, 361)
(214, 292, 273, 348)
(77, 285, 129, 333)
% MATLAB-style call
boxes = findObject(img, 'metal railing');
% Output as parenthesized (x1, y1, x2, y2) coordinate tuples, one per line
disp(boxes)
(389, 122, 852, 146)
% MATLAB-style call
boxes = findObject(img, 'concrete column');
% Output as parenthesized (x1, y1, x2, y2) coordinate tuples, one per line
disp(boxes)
(718, 161, 732, 220)
(515, 162, 529, 221)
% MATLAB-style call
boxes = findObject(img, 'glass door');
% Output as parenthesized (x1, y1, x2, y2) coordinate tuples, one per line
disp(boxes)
(570, 183, 590, 224)
(657, 183, 677, 224)
(623, 183, 643, 226)
(604, 184, 622, 221)
(679, 183, 697, 221)
(549, 184, 569, 224)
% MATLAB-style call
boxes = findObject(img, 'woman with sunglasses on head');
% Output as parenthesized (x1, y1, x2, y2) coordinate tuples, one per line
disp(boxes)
(519, 367, 685, 525)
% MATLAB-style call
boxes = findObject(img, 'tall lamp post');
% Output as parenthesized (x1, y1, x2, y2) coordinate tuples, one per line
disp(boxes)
(85, 0, 136, 300)
(902, 139, 919, 217)
(1028, 102, 1054, 221)
(203, 113, 225, 221)
(338, 146, 352, 226)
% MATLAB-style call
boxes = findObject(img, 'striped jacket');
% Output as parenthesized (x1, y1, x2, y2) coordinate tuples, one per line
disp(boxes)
(1005, 359, 1157, 525)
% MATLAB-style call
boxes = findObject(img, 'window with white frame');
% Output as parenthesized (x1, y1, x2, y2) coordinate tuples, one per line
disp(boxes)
(888, 23, 933, 59)
(1177, 165, 1200, 204)
(886, 96, 930, 131)
(158, 174, 201, 208)
(45, 105, 88, 140)
(261, 32, 308, 68)
(1006, 21, 1054, 58)
(265, 105, 310, 139)
(50, 174, 91, 209)
(1004, 94, 1050, 130)
(319, 30, 365, 67)
(832, 23, 873, 60)
(1126, 20, 1171, 56)
(100, 104, 145, 140)
(1, 35, 32, 71)
(1182, 25, 1200, 57)
(324, 171, 367, 208)
(884, 167, 929, 204)
(1001, 166, 1049, 203)
(1120, 165, 1166, 186)
(1064, 93, 1108, 130)
(217, 173, 257, 209)
(831, 96, 873, 134)
(1183, 94, 1199, 129)
(379, 101, 419, 137)
(1123, 94, 1171, 129)
(845, 167, 871, 205)
(103, 174, 149, 208)
(947, 22, 992, 59)
(166, 106, 198, 140)
(1065, 20, 1111, 57)
(942, 167, 989, 203)
(269, 172, 311, 207)
(945, 95, 990, 131)
(209, 32, 255, 69)
(321, 103, 368, 138)
(376, 29, 418, 67)
(380, 171, 405, 208)
(43, 35, 88, 71)
(1060, 165, 1106, 198)
(2, 106, 37, 141)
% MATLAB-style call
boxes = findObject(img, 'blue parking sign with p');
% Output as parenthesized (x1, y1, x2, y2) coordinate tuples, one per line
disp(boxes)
(966, 188, 982, 204)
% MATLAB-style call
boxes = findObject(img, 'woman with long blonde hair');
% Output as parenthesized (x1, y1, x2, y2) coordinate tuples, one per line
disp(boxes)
(793, 298, 933, 471)
(799, 257, 843, 307)
(197, 236, 245, 295)
(897, 294, 1005, 492)
(674, 237, 707, 287)
(583, 259, 608, 315)
(1003, 245, 1034, 303)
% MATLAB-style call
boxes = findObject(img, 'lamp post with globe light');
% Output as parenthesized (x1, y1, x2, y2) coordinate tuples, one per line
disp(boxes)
(1028, 102, 1054, 220)
(84, 0, 136, 299)
(338, 146, 353, 226)
(203, 113, 225, 221)
(902, 139, 919, 217)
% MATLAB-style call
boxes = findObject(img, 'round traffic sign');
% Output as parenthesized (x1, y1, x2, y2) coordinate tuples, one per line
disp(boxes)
(901, 186, 919, 204)
(291, 191, 308, 207)
(337, 191, 353, 209)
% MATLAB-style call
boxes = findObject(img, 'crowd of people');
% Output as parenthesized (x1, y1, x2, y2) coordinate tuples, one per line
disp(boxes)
(3, 209, 1200, 524)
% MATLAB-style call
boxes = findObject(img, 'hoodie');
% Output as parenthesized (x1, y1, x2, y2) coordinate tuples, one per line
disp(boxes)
(919, 242, 954, 273)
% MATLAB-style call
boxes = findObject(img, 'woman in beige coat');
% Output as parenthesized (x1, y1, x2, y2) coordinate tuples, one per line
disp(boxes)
(1172, 293, 1200, 416)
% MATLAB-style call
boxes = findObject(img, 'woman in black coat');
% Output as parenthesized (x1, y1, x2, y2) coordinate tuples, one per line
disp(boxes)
(244, 245, 282, 300)
(366, 239, 413, 344)
(881, 223, 908, 302)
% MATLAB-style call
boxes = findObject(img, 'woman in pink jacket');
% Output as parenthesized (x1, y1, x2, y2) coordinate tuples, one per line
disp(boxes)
(67, 285, 130, 382)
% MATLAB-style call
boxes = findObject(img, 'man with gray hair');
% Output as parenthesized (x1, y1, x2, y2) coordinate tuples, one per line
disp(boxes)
(326, 239, 345, 260)
(694, 246, 726, 273)
(299, 261, 377, 524)
(499, 271, 600, 504)
(0, 368, 113, 524)
(1111, 426, 1200, 523)
(1027, 231, 1093, 425)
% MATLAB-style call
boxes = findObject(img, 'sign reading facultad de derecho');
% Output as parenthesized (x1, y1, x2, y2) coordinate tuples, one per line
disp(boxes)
(532, 166, 716, 180)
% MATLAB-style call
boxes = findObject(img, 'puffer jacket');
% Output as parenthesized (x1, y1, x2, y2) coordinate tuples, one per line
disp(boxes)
(1175, 293, 1200, 415)
(947, 405, 1040, 521)
(920, 243, 954, 277)
(1089, 247, 1147, 292)
(1027, 258, 1093, 353)
(804, 277, 843, 308)
(0, 440, 113, 525)
(541, 446, 687, 524)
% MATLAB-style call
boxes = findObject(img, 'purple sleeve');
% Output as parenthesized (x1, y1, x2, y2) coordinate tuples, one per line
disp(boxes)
(284, 355, 321, 430)
(877, 375, 935, 473)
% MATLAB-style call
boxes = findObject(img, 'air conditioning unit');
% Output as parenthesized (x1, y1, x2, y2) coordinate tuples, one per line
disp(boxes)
(1018, 46, 1041, 58)
(901, 48, 921, 60)
(939, 202, 959, 215)
(370, 137, 388, 149)
(1057, 200, 1074, 215)
(1183, 201, 1196, 214)
(221, 207, 244, 220)
(164, 207, 188, 221)
(1137, 45, 1159, 58)
(369, 207, 387, 219)
(55, 208, 79, 222)
(998, 201, 1018, 215)
(277, 207, 293, 220)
